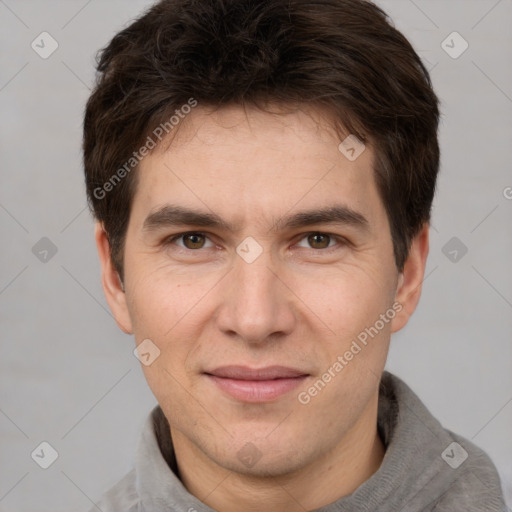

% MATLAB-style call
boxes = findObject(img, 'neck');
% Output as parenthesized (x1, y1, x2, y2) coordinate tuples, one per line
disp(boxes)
(171, 391, 384, 512)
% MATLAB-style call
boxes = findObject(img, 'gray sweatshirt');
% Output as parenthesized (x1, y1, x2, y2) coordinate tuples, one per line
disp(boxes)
(90, 372, 507, 511)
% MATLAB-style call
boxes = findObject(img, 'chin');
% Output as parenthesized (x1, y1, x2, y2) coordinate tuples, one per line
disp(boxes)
(222, 449, 310, 479)
(206, 432, 315, 479)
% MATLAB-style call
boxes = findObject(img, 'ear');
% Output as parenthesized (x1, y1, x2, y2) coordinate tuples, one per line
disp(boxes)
(391, 223, 430, 333)
(94, 222, 133, 334)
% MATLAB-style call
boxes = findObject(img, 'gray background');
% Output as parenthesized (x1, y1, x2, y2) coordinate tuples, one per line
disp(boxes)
(0, 0, 511, 511)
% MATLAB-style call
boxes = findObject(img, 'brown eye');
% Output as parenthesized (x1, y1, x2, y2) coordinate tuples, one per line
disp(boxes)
(182, 233, 206, 249)
(307, 233, 331, 249)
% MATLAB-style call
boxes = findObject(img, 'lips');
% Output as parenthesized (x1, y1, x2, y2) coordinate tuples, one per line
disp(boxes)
(204, 365, 309, 402)
(206, 365, 308, 380)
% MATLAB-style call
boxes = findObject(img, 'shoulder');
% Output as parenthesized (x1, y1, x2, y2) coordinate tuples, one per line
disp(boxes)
(431, 431, 506, 512)
(88, 468, 141, 512)
(379, 372, 507, 511)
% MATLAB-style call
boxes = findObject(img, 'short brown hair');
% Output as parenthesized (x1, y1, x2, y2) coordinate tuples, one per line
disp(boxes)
(83, 0, 440, 279)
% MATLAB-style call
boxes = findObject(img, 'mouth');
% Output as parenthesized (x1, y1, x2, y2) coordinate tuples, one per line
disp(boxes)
(204, 365, 309, 403)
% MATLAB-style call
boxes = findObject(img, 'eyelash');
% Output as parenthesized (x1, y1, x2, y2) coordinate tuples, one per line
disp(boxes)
(165, 232, 216, 250)
(164, 231, 348, 251)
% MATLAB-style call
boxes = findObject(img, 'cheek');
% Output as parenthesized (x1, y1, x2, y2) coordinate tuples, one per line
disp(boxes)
(291, 265, 396, 339)
(127, 275, 204, 415)
(125, 267, 220, 389)
(125, 263, 213, 337)
(293, 269, 394, 426)
(289, 266, 396, 394)
(124, 283, 192, 406)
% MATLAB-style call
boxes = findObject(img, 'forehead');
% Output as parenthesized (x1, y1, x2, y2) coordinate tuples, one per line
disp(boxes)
(156, 103, 367, 169)
(131, 104, 384, 229)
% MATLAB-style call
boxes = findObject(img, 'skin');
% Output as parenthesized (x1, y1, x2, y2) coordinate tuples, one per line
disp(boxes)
(96, 104, 429, 512)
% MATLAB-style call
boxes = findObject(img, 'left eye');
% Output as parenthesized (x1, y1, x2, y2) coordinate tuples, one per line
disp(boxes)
(296, 233, 339, 249)
(171, 232, 215, 250)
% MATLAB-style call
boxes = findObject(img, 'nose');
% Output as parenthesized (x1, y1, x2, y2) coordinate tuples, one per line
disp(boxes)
(215, 251, 296, 345)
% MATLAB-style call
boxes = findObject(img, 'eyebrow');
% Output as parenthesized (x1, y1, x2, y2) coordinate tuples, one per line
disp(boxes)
(143, 206, 234, 232)
(142, 205, 369, 233)
(275, 205, 369, 232)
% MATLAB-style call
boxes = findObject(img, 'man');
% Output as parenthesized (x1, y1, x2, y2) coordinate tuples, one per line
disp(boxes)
(83, 0, 506, 510)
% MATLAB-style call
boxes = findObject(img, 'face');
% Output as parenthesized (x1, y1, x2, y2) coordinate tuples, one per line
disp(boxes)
(97, 104, 427, 478)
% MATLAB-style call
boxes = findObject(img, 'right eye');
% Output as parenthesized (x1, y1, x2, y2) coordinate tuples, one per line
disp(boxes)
(166, 232, 215, 250)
